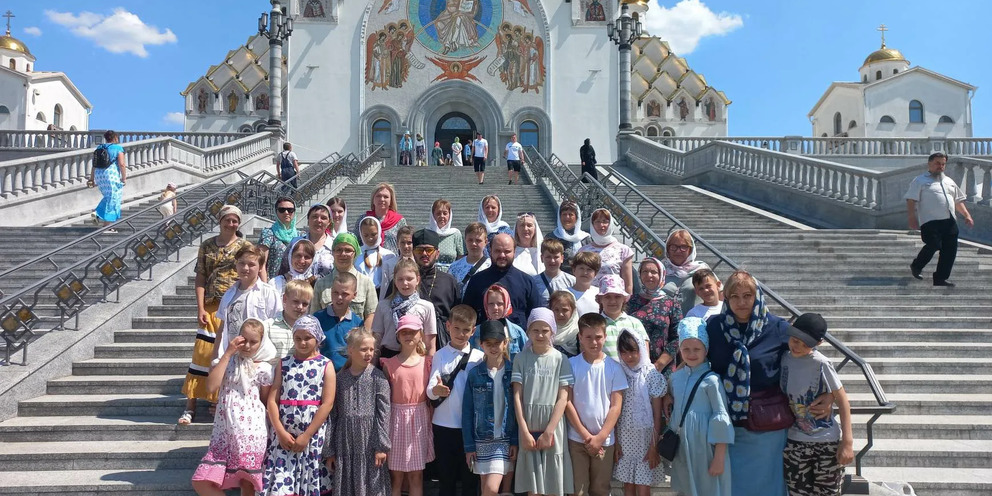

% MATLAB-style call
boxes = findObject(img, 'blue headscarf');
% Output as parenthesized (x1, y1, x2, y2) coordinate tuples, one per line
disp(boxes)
(717, 284, 770, 422)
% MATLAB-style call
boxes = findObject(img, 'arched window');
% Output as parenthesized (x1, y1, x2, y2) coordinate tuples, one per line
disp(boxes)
(862, 74, 868, 83)
(646, 127, 659, 137)
(848, 120, 857, 129)
(939, 115, 954, 124)
(875, 70, 882, 80)
(821, 133, 828, 137)
(661, 128, 674, 137)
(833, 112, 842, 136)
(909, 100, 924, 123)
(893, 69, 898, 74)
(879, 115, 895, 124)
(53, 104, 63, 129)
(35, 112, 46, 123)
(69, 125, 77, 131)
(0, 106, 9, 115)
(519, 120, 539, 149)
(7, 59, 14, 71)
(238, 124, 253, 133)
(371, 119, 392, 146)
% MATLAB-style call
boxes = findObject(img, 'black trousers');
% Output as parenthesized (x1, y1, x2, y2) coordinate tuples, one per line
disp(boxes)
(912, 217, 959, 283)
(432, 424, 478, 496)
(581, 163, 598, 183)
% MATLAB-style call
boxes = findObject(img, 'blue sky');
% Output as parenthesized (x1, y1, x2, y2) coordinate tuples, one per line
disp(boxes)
(8, 0, 992, 136)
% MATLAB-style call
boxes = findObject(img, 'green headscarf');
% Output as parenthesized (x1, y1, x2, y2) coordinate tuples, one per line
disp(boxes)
(332, 232, 361, 254)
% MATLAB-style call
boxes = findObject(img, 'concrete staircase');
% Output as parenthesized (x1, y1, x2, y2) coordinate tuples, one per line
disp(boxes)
(609, 165, 992, 496)
(334, 166, 558, 235)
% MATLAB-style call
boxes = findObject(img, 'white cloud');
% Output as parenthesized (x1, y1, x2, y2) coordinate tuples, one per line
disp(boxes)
(163, 112, 185, 126)
(23, 26, 42, 36)
(644, 0, 743, 54)
(44, 8, 177, 57)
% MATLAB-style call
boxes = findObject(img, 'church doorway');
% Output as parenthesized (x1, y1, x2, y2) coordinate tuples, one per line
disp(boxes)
(434, 112, 476, 163)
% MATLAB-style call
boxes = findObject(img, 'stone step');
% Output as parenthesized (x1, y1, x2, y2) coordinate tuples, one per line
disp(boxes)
(855, 467, 992, 496)
(94, 342, 193, 359)
(0, 469, 198, 495)
(837, 357, 992, 374)
(824, 317, 992, 329)
(131, 317, 198, 329)
(18, 394, 192, 417)
(0, 440, 207, 471)
(829, 328, 992, 343)
(114, 328, 196, 344)
(840, 375, 992, 395)
(0, 416, 210, 443)
(858, 438, 992, 469)
(72, 358, 189, 376)
(46, 375, 185, 395)
(823, 342, 992, 358)
(851, 414, 992, 440)
(849, 393, 992, 415)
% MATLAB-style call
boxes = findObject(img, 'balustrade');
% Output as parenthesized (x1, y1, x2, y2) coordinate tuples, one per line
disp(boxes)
(0, 130, 248, 151)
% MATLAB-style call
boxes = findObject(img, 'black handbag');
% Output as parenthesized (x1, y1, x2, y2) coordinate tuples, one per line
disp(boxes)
(658, 371, 714, 462)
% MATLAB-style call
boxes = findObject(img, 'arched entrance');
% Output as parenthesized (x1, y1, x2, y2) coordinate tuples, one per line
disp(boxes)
(434, 112, 476, 162)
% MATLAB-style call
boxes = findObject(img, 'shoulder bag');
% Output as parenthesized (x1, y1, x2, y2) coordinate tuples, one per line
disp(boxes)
(658, 371, 714, 462)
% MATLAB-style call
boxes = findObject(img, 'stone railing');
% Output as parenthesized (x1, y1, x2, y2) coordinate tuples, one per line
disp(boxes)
(0, 130, 247, 151)
(0, 132, 273, 199)
(648, 135, 992, 157)
(623, 133, 992, 241)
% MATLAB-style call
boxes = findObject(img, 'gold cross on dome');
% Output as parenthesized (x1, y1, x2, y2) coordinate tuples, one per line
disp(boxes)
(877, 23, 888, 48)
(2, 11, 14, 36)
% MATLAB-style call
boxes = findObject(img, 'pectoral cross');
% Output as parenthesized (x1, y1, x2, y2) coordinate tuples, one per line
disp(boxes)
(877, 24, 888, 48)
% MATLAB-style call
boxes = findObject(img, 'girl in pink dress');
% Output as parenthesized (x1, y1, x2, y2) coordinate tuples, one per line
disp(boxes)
(191, 318, 275, 495)
(380, 314, 434, 496)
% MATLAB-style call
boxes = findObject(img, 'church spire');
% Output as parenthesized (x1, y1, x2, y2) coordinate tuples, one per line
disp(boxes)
(877, 23, 888, 48)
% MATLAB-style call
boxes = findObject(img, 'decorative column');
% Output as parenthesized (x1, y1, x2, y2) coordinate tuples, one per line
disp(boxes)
(608, 3, 642, 131)
(258, 1, 293, 133)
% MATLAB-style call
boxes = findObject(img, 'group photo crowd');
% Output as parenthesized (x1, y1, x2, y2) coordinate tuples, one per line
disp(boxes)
(180, 181, 854, 496)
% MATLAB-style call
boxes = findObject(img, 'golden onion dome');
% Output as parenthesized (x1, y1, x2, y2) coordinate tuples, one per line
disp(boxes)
(621, 0, 649, 5)
(0, 33, 29, 55)
(862, 45, 905, 66)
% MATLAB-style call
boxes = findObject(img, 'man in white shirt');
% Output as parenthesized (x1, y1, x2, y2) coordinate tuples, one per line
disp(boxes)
(503, 133, 526, 185)
(473, 132, 489, 184)
(905, 152, 974, 286)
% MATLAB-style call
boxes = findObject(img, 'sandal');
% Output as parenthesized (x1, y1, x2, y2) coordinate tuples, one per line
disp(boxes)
(177, 410, 194, 425)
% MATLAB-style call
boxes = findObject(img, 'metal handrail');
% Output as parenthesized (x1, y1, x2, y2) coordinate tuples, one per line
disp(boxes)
(525, 147, 895, 479)
(0, 145, 381, 366)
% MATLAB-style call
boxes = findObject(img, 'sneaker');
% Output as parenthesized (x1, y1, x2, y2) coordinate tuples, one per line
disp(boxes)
(910, 266, 923, 280)
(90, 212, 99, 225)
(933, 280, 955, 287)
(104, 228, 118, 234)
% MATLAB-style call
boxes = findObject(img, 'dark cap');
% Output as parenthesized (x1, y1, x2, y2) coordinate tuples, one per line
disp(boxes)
(787, 313, 828, 347)
(479, 320, 507, 342)
(412, 228, 440, 249)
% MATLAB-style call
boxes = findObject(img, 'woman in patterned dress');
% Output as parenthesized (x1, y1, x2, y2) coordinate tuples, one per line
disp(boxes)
(87, 130, 127, 231)
(179, 205, 252, 425)
(577, 208, 634, 294)
(629, 258, 684, 374)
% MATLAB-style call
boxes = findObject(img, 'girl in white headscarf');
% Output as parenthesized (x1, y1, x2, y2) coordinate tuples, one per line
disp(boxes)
(270, 238, 317, 295)
(613, 329, 668, 490)
(578, 208, 634, 294)
(326, 197, 349, 239)
(356, 216, 397, 295)
(428, 199, 464, 270)
(512, 212, 545, 276)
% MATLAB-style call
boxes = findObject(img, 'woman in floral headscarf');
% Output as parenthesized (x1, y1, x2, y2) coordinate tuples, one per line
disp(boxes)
(629, 257, 683, 374)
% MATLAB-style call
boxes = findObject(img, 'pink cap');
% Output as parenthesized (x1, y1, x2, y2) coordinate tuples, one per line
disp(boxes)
(397, 314, 423, 332)
(598, 274, 629, 297)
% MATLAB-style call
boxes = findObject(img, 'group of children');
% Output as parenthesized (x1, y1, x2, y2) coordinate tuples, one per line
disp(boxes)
(188, 222, 853, 496)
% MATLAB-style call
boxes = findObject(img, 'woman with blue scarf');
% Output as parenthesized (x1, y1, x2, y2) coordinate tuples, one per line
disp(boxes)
(258, 197, 305, 280)
(705, 270, 832, 496)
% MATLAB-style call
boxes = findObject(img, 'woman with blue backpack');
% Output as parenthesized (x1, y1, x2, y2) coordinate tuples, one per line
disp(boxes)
(87, 130, 126, 232)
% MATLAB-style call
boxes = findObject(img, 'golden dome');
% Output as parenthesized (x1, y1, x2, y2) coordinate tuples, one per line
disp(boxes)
(0, 34, 29, 55)
(621, 0, 648, 5)
(862, 45, 905, 66)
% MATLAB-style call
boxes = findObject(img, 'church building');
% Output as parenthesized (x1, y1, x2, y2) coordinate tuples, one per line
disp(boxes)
(809, 26, 976, 139)
(0, 14, 91, 132)
(183, 0, 729, 163)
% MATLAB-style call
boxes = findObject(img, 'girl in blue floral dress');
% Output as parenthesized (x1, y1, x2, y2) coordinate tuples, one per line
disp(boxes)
(262, 316, 336, 496)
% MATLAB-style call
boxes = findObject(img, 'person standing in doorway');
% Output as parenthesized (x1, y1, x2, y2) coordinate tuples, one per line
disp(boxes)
(399, 131, 414, 166)
(473, 132, 489, 184)
(278, 142, 300, 188)
(906, 152, 974, 287)
(415, 133, 427, 167)
(451, 137, 464, 167)
(580, 138, 598, 183)
(503, 133, 526, 185)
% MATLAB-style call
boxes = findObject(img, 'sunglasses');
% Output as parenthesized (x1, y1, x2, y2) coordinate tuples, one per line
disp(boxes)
(413, 246, 437, 255)
(517, 211, 536, 217)
(277, 207, 296, 214)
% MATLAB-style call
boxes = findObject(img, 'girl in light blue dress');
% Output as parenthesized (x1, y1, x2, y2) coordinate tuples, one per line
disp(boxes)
(668, 317, 734, 496)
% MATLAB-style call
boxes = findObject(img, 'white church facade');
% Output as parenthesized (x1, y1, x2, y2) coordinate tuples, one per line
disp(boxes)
(809, 30, 975, 139)
(183, 0, 729, 163)
(0, 23, 91, 132)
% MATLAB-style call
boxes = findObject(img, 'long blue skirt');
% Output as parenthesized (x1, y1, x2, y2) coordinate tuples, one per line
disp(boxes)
(729, 427, 788, 496)
(94, 166, 123, 222)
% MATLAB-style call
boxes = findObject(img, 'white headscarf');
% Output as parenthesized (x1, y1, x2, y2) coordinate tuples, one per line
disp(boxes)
(513, 213, 545, 274)
(589, 208, 618, 246)
(429, 203, 459, 237)
(286, 238, 317, 280)
(357, 215, 384, 270)
(233, 319, 276, 394)
(617, 329, 654, 426)
(478, 196, 510, 234)
(551, 201, 588, 244)
(662, 230, 709, 280)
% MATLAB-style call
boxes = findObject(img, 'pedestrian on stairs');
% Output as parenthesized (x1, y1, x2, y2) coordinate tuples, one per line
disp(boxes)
(579, 138, 597, 183)
(278, 143, 300, 188)
(87, 130, 126, 231)
(473, 132, 489, 184)
(191, 318, 275, 496)
(503, 133, 526, 185)
(179, 205, 252, 426)
(905, 152, 974, 287)
(399, 132, 413, 166)
(415, 133, 427, 167)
